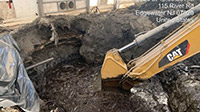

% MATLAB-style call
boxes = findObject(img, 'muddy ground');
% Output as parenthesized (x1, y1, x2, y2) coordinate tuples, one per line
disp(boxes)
(1, 1, 200, 112)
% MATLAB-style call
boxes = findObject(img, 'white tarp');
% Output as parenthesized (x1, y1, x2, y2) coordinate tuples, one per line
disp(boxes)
(0, 34, 40, 112)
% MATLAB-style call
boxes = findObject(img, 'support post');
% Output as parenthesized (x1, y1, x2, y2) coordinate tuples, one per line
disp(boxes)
(113, 0, 117, 10)
(37, 0, 45, 17)
(86, 0, 90, 13)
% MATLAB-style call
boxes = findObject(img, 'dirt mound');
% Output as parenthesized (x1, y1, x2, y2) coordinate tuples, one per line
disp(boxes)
(10, 9, 156, 65)
(80, 13, 155, 63)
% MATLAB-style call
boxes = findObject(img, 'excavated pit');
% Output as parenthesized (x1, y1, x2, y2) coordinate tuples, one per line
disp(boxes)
(1, 1, 200, 112)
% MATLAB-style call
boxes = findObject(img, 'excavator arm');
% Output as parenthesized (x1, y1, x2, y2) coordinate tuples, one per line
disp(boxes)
(101, 4, 200, 91)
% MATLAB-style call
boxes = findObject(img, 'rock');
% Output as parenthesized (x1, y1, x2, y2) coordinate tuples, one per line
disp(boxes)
(0, 106, 21, 112)
(168, 73, 200, 112)
(130, 77, 170, 112)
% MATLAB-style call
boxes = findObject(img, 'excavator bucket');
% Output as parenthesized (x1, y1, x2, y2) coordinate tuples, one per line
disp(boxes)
(101, 49, 128, 90)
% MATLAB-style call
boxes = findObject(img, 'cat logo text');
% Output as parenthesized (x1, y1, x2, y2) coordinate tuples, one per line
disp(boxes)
(167, 48, 183, 62)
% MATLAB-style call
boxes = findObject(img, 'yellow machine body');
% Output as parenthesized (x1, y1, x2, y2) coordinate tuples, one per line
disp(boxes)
(101, 16, 200, 90)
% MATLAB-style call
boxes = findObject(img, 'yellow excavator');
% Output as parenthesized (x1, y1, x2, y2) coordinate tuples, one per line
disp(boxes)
(101, 4, 200, 90)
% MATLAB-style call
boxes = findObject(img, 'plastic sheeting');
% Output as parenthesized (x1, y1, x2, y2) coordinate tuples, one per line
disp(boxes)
(0, 34, 40, 112)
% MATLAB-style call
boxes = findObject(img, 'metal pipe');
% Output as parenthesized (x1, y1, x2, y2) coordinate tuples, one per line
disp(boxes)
(26, 57, 54, 70)
(119, 3, 200, 53)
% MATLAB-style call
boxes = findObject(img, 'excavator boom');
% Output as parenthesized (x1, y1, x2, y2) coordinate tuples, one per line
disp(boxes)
(101, 4, 200, 91)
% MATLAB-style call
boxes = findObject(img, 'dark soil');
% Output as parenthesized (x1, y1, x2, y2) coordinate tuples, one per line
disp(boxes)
(37, 59, 149, 112)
